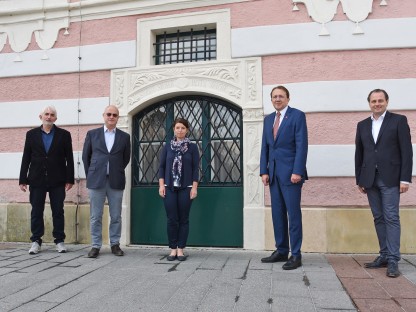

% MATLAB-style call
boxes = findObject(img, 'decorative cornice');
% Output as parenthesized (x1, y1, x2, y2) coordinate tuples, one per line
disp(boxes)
(293, 0, 387, 35)
(0, 0, 247, 54)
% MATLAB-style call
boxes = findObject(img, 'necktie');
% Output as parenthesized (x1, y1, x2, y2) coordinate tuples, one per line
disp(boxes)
(273, 111, 281, 139)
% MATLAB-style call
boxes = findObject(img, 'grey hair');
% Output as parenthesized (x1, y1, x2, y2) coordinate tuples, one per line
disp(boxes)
(40, 105, 57, 116)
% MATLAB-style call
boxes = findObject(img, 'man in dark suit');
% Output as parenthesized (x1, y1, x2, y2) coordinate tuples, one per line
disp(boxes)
(260, 85, 308, 270)
(19, 106, 74, 254)
(355, 89, 413, 278)
(82, 105, 131, 258)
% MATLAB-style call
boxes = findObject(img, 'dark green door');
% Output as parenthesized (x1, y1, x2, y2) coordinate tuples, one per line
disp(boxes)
(131, 96, 243, 247)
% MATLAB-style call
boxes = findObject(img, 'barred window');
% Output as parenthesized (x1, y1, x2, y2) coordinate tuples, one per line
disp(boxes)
(153, 28, 216, 65)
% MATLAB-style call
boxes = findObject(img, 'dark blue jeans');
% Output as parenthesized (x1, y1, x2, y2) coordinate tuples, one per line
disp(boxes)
(29, 185, 66, 245)
(164, 187, 193, 249)
(366, 173, 401, 263)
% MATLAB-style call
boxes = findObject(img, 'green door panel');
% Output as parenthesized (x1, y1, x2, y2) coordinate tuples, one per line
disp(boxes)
(131, 186, 243, 247)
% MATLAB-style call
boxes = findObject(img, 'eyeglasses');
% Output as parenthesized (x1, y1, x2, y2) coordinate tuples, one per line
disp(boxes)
(106, 113, 118, 117)
(272, 95, 286, 100)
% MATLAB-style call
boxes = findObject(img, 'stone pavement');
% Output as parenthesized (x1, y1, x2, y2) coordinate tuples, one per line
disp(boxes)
(0, 243, 415, 312)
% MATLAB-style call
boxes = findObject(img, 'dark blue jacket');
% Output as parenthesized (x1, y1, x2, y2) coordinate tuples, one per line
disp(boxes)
(82, 127, 131, 190)
(159, 142, 199, 189)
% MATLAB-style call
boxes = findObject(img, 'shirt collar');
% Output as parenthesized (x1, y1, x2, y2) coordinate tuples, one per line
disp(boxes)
(371, 111, 387, 121)
(41, 125, 55, 134)
(104, 125, 116, 133)
(276, 105, 289, 117)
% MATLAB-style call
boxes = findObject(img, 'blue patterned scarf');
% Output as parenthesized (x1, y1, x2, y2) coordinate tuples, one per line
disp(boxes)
(171, 137, 190, 187)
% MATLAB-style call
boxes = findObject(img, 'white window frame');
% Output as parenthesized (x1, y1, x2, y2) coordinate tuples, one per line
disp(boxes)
(137, 9, 231, 67)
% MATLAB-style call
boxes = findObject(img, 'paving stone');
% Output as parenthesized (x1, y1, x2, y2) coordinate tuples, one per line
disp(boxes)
(4, 244, 415, 312)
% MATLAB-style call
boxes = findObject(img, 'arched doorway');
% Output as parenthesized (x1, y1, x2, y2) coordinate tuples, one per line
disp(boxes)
(130, 95, 243, 247)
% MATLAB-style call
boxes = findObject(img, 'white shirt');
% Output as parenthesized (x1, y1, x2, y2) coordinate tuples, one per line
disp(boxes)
(371, 111, 386, 144)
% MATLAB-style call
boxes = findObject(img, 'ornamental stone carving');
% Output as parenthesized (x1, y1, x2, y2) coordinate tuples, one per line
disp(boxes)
(293, 0, 387, 35)
(126, 62, 244, 108)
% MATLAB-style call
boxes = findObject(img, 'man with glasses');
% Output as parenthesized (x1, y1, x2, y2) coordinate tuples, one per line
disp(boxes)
(260, 85, 308, 270)
(19, 106, 74, 254)
(82, 105, 131, 258)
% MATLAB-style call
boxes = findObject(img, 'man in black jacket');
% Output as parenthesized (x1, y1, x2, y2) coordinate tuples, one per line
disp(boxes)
(19, 106, 74, 254)
(355, 89, 413, 278)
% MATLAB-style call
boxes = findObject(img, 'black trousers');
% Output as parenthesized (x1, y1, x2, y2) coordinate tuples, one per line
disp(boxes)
(29, 185, 66, 245)
(164, 187, 193, 249)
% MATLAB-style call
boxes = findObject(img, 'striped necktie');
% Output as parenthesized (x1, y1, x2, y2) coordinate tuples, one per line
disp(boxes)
(273, 111, 281, 139)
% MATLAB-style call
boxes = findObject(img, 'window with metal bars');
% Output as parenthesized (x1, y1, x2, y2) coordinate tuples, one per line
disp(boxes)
(153, 28, 216, 65)
(132, 96, 242, 187)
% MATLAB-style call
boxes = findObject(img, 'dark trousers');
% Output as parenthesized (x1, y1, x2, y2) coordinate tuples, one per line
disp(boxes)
(164, 187, 193, 249)
(269, 179, 303, 257)
(29, 185, 66, 245)
(366, 172, 401, 263)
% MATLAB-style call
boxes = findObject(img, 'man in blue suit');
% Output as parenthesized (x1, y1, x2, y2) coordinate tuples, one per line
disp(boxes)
(355, 89, 413, 278)
(82, 105, 131, 258)
(260, 85, 308, 270)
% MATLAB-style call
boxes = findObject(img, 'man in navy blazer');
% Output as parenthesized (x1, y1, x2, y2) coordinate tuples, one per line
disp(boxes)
(260, 85, 308, 270)
(19, 106, 74, 255)
(355, 89, 413, 278)
(82, 105, 131, 258)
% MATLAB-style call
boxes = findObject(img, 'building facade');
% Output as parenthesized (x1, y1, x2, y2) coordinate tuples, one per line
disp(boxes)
(0, 0, 415, 252)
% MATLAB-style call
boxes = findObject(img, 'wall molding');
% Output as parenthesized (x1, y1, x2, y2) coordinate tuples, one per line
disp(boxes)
(3, 145, 414, 179)
(0, 97, 109, 128)
(0, 0, 248, 53)
(232, 17, 416, 57)
(263, 79, 416, 114)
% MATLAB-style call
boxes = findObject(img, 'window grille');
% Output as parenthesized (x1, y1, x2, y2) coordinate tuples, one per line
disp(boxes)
(132, 96, 242, 187)
(153, 28, 216, 65)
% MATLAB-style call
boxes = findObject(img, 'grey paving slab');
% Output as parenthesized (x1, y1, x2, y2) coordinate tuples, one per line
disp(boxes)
(311, 289, 356, 310)
(0, 244, 363, 312)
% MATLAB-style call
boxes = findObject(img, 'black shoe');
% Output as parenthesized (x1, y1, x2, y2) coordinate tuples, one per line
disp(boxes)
(167, 255, 177, 261)
(282, 255, 302, 270)
(261, 250, 289, 263)
(177, 255, 187, 261)
(88, 248, 100, 258)
(364, 256, 388, 269)
(111, 244, 124, 256)
(386, 261, 400, 278)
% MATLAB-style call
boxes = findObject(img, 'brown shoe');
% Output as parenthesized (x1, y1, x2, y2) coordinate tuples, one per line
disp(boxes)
(88, 248, 100, 258)
(111, 244, 124, 256)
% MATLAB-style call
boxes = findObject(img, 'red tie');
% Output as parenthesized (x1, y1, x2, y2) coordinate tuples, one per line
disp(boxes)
(273, 111, 281, 139)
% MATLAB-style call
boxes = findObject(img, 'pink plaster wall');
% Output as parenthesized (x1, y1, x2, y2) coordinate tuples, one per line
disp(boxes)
(0, 71, 110, 102)
(1, 180, 90, 204)
(263, 177, 416, 207)
(1, 0, 415, 52)
(307, 111, 416, 145)
(0, 125, 98, 153)
(262, 49, 416, 85)
(230, 0, 414, 28)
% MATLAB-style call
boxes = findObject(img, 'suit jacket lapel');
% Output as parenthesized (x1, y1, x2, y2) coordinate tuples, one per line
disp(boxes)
(364, 118, 375, 146)
(100, 127, 109, 152)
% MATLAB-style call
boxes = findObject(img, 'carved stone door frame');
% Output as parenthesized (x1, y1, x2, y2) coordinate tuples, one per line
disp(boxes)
(111, 57, 266, 250)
